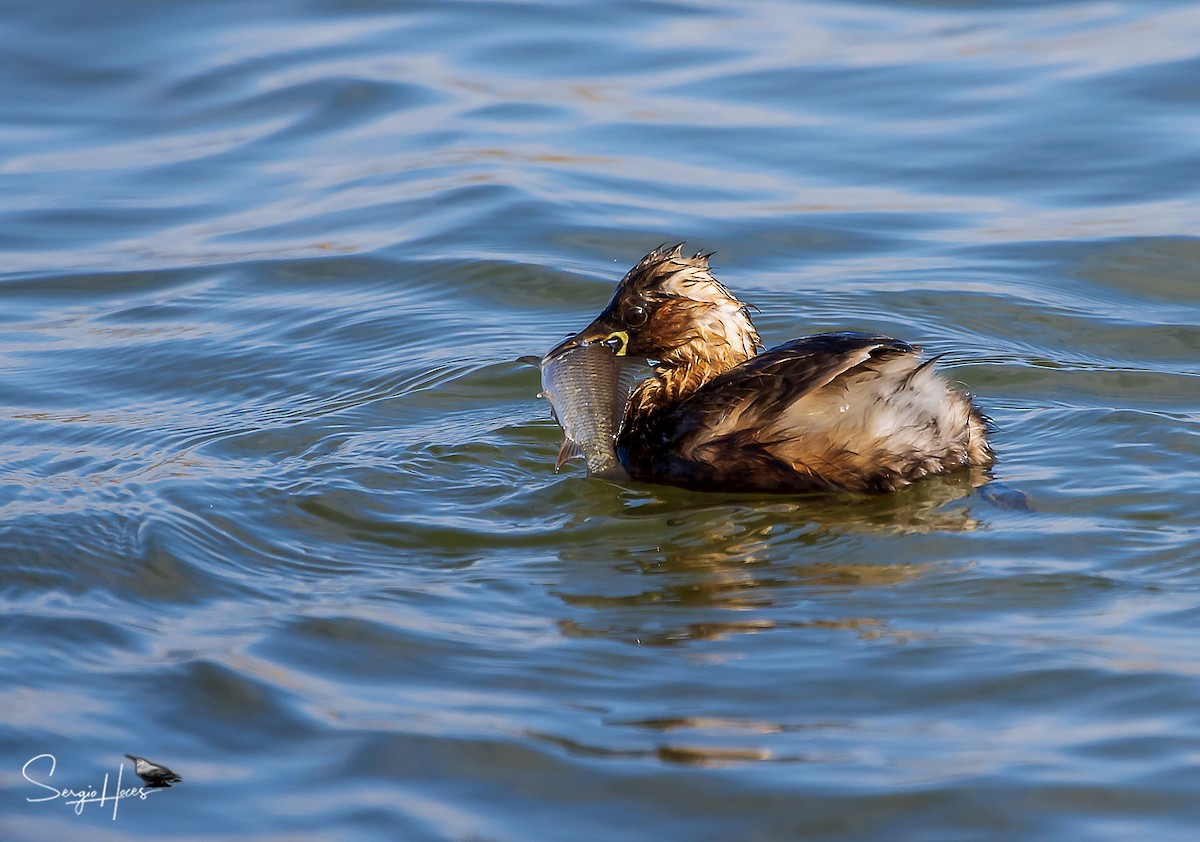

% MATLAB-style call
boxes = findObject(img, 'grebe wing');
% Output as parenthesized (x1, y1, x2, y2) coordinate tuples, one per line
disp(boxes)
(670, 332, 915, 441)
(652, 332, 938, 491)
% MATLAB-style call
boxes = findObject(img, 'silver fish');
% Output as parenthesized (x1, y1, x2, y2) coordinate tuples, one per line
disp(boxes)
(538, 341, 644, 479)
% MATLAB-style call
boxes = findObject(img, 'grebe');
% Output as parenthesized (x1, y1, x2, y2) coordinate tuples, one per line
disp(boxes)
(547, 245, 993, 494)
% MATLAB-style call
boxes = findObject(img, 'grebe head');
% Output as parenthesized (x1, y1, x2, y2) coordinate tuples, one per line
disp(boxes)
(560, 244, 762, 367)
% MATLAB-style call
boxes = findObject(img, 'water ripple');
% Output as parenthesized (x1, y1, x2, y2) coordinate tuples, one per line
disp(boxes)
(4, 0, 1200, 838)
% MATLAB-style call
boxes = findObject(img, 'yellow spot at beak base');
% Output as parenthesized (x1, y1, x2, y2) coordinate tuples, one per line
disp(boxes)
(606, 330, 629, 356)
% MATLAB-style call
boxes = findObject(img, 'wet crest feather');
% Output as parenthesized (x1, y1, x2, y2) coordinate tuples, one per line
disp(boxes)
(620, 245, 762, 410)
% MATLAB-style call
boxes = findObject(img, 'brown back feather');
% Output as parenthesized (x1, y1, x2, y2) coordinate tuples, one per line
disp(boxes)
(621, 332, 992, 493)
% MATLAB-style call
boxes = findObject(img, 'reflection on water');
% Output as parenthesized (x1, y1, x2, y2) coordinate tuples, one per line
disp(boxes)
(552, 476, 985, 646)
(525, 728, 785, 767)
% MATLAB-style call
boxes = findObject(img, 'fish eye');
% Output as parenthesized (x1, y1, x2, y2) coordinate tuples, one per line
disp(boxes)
(626, 304, 648, 327)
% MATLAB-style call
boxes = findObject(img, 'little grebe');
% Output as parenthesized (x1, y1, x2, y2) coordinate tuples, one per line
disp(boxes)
(553, 245, 993, 493)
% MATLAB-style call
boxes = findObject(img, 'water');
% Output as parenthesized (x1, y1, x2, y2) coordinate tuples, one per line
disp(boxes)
(3, 0, 1200, 838)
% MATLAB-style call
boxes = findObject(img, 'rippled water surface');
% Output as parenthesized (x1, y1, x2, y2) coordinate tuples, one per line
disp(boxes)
(4, 0, 1200, 838)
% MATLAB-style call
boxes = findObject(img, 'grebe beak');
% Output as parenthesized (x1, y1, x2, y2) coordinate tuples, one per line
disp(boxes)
(549, 317, 630, 358)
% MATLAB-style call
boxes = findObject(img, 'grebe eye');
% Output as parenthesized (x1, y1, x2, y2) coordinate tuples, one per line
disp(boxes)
(626, 305, 648, 327)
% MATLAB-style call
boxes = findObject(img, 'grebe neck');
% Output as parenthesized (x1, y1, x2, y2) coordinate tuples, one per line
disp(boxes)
(631, 343, 754, 415)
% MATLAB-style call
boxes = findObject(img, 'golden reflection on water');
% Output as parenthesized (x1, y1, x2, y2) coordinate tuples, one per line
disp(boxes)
(553, 473, 984, 646)
(527, 714, 864, 768)
(540, 477, 991, 766)
(523, 729, 794, 768)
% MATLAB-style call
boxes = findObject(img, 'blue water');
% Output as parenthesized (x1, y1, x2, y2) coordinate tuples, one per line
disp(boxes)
(4, 0, 1200, 839)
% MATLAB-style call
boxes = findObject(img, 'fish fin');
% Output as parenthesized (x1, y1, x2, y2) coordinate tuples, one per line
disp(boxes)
(588, 460, 629, 480)
(611, 356, 649, 430)
(614, 356, 648, 393)
(555, 438, 583, 471)
(517, 355, 543, 368)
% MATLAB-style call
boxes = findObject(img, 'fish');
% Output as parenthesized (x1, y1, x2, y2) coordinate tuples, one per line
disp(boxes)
(536, 340, 644, 479)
